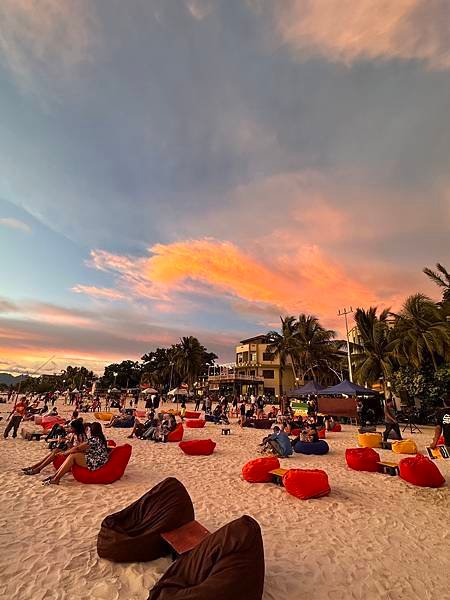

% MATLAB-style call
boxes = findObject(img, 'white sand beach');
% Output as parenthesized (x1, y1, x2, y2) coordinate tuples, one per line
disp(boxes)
(0, 402, 448, 600)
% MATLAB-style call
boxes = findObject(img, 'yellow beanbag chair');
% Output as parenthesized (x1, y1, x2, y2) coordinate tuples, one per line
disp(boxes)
(392, 440, 417, 454)
(95, 412, 114, 421)
(357, 433, 382, 448)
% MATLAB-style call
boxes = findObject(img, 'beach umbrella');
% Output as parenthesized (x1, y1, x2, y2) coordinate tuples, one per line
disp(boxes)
(168, 387, 188, 396)
(320, 380, 378, 396)
(289, 381, 325, 397)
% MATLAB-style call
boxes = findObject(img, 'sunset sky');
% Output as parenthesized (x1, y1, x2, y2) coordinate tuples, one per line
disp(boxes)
(1, 0, 449, 375)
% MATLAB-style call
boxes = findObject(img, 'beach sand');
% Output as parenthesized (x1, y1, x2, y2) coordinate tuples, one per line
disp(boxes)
(0, 401, 448, 600)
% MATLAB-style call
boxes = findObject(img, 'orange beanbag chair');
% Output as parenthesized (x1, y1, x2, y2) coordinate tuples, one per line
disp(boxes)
(345, 447, 380, 472)
(179, 439, 216, 455)
(283, 469, 330, 500)
(318, 428, 326, 439)
(399, 454, 445, 488)
(185, 411, 201, 419)
(54, 444, 132, 484)
(357, 432, 382, 448)
(331, 423, 342, 432)
(242, 456, 280, 483)
(167, 423, 184, 442)
(186, 419, 206, 429)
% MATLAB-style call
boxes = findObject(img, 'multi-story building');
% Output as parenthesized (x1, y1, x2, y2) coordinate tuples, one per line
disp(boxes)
(234, 334, 297, 398)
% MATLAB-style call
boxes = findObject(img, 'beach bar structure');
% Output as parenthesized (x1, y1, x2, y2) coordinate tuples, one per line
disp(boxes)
(207, 365, 264, 397)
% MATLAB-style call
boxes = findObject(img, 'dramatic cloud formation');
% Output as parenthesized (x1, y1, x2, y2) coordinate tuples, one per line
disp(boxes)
(0, 218, 31, 233)
(271, 0, 450, 69)
(71, 285, 125, 301)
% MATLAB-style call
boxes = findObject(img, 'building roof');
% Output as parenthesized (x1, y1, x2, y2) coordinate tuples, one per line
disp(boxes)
(239, 334, 269, 344)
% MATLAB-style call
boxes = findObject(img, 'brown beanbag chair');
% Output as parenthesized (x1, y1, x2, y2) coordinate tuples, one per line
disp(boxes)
(148, 515, 265, 600)
(242, 456, 280, 483)
(97, 477, 194, 562)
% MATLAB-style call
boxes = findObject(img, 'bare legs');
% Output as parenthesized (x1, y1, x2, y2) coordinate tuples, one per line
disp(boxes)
(25, 449, 62, 473)
(48, 452, 88, 484)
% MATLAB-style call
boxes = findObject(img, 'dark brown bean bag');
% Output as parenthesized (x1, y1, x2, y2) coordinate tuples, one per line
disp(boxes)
(97, 477, 194, 562)
(148, 515, 265, 600)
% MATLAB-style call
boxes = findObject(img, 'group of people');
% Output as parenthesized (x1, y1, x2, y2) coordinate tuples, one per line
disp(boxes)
(21, 416, 111, 485)
(127, 410, 178, 441)
(259, 415, 324, 457)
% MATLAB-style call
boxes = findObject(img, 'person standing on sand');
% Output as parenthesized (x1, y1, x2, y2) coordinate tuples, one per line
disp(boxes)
(4, 397, 27, 439)
(383, 398, 402, 441)
(430, 395, 450, 449)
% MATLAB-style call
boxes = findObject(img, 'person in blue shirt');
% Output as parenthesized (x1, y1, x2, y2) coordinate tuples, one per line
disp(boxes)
(261, 426, 293, 457)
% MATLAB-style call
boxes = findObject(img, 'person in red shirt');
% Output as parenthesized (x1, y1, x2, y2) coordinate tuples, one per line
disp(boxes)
(4, 398, 27, 438)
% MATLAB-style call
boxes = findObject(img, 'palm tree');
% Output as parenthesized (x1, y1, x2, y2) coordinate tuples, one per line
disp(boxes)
(388, 293, 450, 371)
(423, 263, 450, 303)
(266, 316, 300, 398)
(352, 307, 392, 389)
(173, 336, 207, 390)
(295, 314, 343, 383)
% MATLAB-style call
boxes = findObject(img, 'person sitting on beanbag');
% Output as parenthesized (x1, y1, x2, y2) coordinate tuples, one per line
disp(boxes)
(260, 426, 293, 457)
(105, 409, 135, 429)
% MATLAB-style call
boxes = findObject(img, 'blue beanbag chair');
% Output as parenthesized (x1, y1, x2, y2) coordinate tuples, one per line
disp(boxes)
(294, 440, 329, 455)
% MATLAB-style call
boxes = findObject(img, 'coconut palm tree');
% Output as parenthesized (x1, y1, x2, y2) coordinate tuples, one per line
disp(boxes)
(423, 263, 450, 303)
(352, 307, 393, 389)
(295, 314, 343, 383)
(266, 316, 300, 397)
(173, 336, 209, 390)
(388, 294, 450, 371)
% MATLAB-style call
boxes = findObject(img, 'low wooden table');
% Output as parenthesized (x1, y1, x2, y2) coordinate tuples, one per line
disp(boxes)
(377, 461, 399, 476)
(269, 468, 290, 486)
(161, 520, 210, 559)
(221, 427, 231, 435)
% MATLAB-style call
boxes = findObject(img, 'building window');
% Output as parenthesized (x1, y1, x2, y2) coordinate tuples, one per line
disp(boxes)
(249, 370, 255, 377)
(264, 387, 275, 397)
(250, 352, 257, 362)
(243, 351, 249, 362)
(236, 353, 243, 364)
(263, 352, 274, 361)
(262, 370, 275, 379)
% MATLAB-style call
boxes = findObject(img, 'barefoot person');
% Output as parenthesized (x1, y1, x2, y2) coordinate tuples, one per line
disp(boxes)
(22, 419, 86, 475)
(42, 422, 109, 485)
(4, 397, 28, 439)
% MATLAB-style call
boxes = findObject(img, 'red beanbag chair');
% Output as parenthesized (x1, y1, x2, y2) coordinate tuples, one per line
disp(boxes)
(186, 419, 206, 429)
(54, 444, 132, 484)
(242, 456, 280, 483)
(167, 423, 184, 442)
(185, 411, 201, 419)
(41, 416, 66, 430)
(283, 469, 330, 500)
(291, 428, 301, 436)
(179, 439, 216, 455)
(107, 439, 117, 448)
(331, 423, 342, 432)
(438, 435, 445, 445)
(345, 447, 380, 472)
(318, 428, 326, 439)
(399, 454, 445, 488)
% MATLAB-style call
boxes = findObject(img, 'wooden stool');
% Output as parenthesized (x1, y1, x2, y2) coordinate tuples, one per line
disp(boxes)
(269, 468, 289, 486)
(377, 461, 399, 476)
(222, 428, 231, 435)
(161, 520, 210, 560)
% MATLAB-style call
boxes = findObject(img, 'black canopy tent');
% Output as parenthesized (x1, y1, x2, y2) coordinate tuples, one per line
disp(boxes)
(319, 380, 378, 396)
(315, 380, 381, 419)
(288, 381, 325, 397)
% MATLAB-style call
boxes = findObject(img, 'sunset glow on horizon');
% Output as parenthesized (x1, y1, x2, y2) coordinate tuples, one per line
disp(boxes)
(0, 0, 448, 375)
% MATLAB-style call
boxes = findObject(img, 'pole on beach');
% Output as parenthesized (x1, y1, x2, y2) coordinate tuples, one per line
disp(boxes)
(338, 307, 353, 382)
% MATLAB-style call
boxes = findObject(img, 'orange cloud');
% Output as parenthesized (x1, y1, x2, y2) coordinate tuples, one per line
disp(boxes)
(84, 238, 382, 329)
(271, 0, 450, 70)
